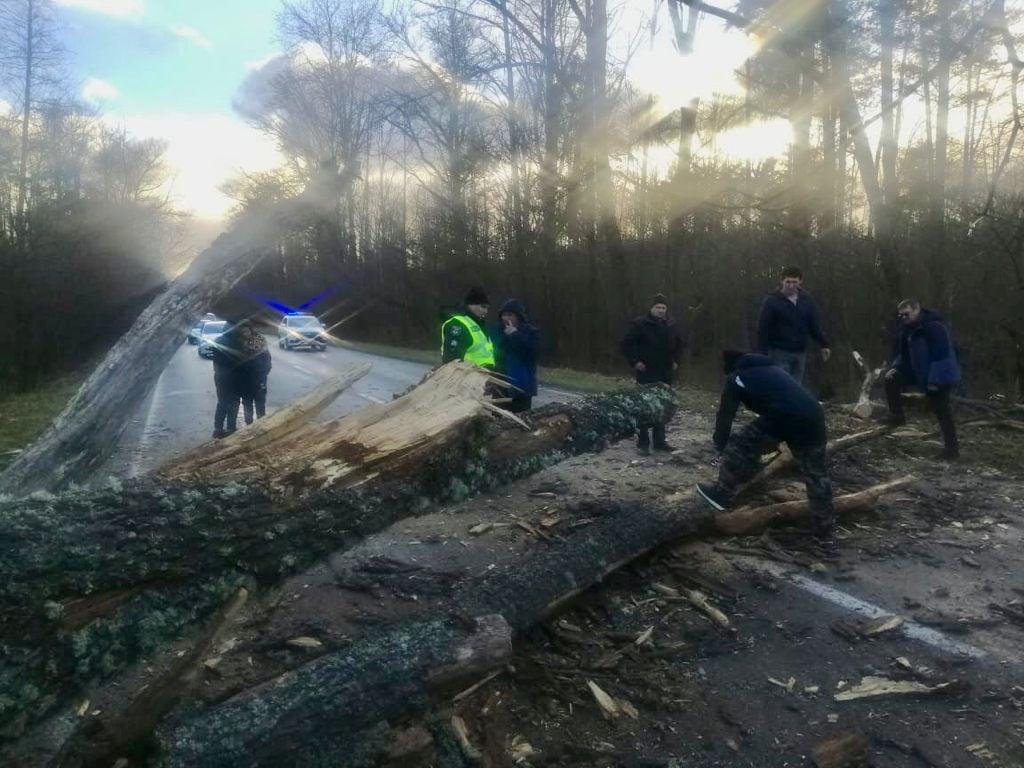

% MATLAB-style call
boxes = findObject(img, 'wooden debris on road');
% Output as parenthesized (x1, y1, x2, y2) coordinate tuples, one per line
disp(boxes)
(834, 676, 955, 701)
(716, 476, 916, 536)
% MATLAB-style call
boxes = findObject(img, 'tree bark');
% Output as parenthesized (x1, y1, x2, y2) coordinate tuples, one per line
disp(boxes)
(0, 382, 677, 743)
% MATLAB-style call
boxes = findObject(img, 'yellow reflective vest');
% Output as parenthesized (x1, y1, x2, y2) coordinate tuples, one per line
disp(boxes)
(441, 314, 495, 367)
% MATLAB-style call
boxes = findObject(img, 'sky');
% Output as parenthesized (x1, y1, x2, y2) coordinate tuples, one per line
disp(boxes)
(59, 0, 285, 219)
(58, 0, 788, 220)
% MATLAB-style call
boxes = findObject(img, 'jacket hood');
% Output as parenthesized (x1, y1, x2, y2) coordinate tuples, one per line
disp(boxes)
(918, 308, 944, 325)
(735, 353, 777, 371)
(499, 298, 530, 323)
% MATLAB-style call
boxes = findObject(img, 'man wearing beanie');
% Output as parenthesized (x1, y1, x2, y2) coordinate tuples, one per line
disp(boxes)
(621, 293, 684, 454)
(696, 350, 836, 549)
(441, 287, 496, 367)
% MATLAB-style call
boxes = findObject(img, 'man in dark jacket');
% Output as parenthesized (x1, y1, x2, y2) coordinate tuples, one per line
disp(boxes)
(621, 293, 684, 454)
(441, 287, 496, 368)
(210, 321, 245, 438)
(883, 299, 961, 459)
(696, 351, 836, 544)
(492, 298, 539, 413)
(757, 266, 831, 382)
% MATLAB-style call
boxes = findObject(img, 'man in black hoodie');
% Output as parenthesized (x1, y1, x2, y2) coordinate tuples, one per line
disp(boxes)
(696, 350, 835, 544)
(621, 294, 684, 454)
(757, 266, 831, 383)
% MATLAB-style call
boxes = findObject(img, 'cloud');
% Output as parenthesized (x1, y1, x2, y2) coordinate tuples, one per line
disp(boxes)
(82, 77, 120, 102)
(245, 52, 283, 72)
(55, 0, 144, 18)
(170, 24, 212, 50)
(105, 112, 282, 218)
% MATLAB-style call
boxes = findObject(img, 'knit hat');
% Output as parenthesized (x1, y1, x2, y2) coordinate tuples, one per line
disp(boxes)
(465, 287, 490, 306)
(651, 293, 668, 308)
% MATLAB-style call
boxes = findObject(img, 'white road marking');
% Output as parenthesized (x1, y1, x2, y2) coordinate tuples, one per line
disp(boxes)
(757, 561, 988, 660)
(129, 370, 168, 478)
(358, 393, 387, 404)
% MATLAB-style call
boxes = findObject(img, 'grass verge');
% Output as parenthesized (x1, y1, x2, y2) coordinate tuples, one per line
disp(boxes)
(334, 339, 630, 394)
(0, 377, 81, 471)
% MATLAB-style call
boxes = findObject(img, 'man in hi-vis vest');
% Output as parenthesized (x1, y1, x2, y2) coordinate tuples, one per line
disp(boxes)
(441, 287, 495, 368)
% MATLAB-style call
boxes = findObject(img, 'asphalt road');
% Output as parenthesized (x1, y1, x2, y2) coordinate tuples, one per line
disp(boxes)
(100, 337, 572, 480)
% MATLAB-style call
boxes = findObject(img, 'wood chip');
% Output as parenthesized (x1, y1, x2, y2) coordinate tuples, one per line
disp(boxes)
(469, 522, 494, 535)
(634, 626, 655, 646)
(863, 615, 904, 636)
(587, 680, 620, 718)
(451, 715, 481, 760)
(834, 676, 952, 701)
(812, 732, 869, 768)
(286, 636, 323, 650)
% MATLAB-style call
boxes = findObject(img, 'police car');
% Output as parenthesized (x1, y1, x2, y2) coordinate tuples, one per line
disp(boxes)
(278, 313, 328, 351)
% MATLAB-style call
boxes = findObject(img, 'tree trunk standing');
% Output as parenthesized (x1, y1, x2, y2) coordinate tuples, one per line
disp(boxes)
(787, 65, 814, 236)
(16, 0, 35, 229)
(931, 0, 955, 301)
(500, 0, 528, 295)
(820, 57, 839, 234)
(879, 0, 898, 209)
(826, 9, 900, 296)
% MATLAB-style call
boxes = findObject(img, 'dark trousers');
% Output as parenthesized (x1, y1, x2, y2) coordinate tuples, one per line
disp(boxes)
(716, 418, 835, 536)
(637, 422, 667, 448)
(767, 348, 807, 383)
(884, 372, 958, 452)
(502, 395, 532, 414)
(214, 369, 239, 433)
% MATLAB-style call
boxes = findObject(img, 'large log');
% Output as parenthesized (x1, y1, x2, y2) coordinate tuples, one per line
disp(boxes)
(0, 379, 677, 745)
(715, 475, 917, 536)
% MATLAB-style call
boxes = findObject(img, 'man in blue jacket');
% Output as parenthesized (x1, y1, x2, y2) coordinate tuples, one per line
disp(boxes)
(883, 299, 961, 460)
(696, 350, 835, 544)
(757, 266, 831, 382)
(492, 298, 539, 413)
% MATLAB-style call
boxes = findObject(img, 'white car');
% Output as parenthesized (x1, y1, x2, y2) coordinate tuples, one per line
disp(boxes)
(197, 320, 228, 358)
(278, 314, 327, 351)
(188, 313, 219, 345)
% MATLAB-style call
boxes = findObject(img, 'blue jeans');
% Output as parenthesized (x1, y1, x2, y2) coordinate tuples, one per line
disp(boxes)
(767, 348, 806, 383)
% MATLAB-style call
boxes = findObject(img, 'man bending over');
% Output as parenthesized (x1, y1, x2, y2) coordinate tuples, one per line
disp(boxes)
(696, 350, 836, 547)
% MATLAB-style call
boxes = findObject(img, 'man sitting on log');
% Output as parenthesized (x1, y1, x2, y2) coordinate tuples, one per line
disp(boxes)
(696, 350, 836, 548)
(882, 298, 961, 460)
(441, 287, 496, 368)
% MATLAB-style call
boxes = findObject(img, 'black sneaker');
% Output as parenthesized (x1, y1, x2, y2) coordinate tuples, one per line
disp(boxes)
(880, 413, 906, 427)
(637, 444, 651, 456)
(939, 447, 960, 461)
(212, 429, 227, 439)
(695, 482, 728, 511)
(652, 443, 675, 453)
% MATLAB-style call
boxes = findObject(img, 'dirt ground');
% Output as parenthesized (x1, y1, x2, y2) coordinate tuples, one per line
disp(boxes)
(423, 394, 1024, 768)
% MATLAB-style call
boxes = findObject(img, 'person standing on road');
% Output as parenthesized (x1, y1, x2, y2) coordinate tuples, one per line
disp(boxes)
(238, 321, 272, 424)
(696, 350, 836, 548)
(210, 320, 245, 439)
(441, 287, 496, 368)
(882, 299, 961, 460)
(621, 293, 684, 455)
(757, 266, 831, 382)
(491, 298, 539, 413)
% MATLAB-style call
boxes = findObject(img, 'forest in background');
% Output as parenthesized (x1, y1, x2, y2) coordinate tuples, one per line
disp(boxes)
(0, 0, 186, 392)
(1, 0, 1023, 400)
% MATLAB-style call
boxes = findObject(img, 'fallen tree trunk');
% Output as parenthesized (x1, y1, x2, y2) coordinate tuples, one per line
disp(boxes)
(0, 377, 676, 744)
(152, 463, 915, 766)
(715, 475, 917, 535)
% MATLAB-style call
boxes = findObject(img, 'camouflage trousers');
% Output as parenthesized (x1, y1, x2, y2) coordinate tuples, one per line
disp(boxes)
(717, 417, 835, 536)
